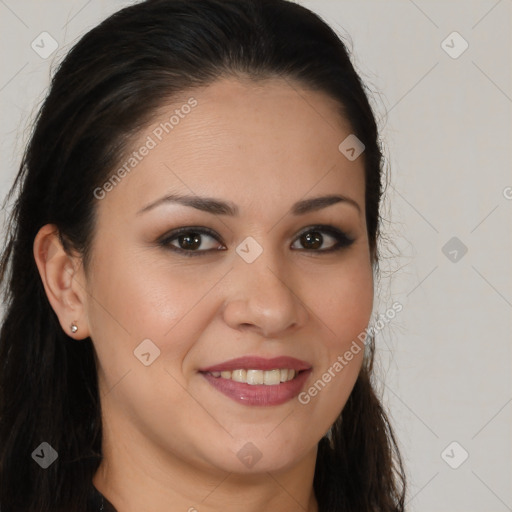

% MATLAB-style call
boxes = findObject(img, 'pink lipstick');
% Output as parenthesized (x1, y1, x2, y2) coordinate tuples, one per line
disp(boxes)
(199, 356, 312, 406)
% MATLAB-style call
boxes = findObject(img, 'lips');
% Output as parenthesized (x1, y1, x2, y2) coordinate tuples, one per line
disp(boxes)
(198, 355, 312, 373)
(198, 356, 313, 406)
(201, 368, 313, 406)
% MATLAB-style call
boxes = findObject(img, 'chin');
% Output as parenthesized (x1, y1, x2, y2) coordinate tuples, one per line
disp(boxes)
(205, 436, 313, 475)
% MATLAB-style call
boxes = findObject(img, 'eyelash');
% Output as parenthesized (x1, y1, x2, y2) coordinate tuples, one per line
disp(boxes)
(157, 225, 355, 257)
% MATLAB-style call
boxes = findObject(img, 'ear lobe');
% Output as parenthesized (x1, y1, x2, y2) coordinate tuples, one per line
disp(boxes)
(33, 224, 90, 339)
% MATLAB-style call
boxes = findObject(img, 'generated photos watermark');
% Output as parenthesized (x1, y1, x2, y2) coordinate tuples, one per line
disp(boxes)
(93, 97, 198, 200)
(298, 301, 403, 404)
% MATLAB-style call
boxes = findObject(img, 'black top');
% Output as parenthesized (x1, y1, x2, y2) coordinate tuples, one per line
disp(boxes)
(89, 484, 117, 512)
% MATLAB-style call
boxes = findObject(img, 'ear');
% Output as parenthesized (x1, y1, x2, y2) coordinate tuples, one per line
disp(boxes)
(33, 224, 91, 340)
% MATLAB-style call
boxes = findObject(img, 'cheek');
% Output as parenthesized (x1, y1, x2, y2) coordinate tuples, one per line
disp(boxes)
(308, 256, 373, 387)
(88, 242, 202, 333)
(295, 261, 372, 433)
(85, 251, 220, 445)
(85, 245, 225, 375)
(317, 257, 374, 346)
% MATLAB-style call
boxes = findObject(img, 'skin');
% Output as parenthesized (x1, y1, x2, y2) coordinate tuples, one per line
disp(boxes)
(33, 77, 374, 512)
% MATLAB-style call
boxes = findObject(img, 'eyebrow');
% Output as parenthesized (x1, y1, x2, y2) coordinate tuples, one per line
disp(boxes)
(137, 193, 361, 216)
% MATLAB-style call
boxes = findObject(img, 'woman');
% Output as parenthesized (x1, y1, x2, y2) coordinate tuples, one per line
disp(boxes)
(0, 0, 406, 510)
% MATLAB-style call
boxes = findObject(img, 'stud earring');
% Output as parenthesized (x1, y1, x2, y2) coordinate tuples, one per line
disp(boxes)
(70, 322, 78, 334)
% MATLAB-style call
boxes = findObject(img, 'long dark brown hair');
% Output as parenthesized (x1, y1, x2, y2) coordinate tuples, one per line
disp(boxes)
(0, 0, 406, 510)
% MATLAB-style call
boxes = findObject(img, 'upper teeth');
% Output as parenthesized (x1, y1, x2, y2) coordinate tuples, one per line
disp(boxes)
(209, 369, 297, 385)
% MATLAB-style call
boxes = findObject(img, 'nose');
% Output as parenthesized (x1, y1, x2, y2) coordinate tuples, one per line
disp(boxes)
(221, 249, 309, 338)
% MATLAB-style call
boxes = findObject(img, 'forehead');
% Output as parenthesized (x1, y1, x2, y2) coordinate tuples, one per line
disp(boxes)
(97, 77, 365, 218)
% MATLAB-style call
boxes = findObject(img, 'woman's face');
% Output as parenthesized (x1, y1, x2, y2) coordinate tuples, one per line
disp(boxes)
(83, 77, 374, 475)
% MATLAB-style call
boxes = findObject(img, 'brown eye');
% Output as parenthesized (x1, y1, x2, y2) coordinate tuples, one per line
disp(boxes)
(158, 225, 354, 257)
(176, 232, 202, 250)
(291, 226, 354, 252)
(299, 231, 323, 250)
(159, 227, 225, 256)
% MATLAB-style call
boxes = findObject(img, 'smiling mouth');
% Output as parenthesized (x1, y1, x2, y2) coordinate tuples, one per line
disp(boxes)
(201, 368, 305, 386)
(200, 367, 313, 406)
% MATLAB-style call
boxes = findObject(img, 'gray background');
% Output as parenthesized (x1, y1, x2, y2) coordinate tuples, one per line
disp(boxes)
(1, 1, 511, 511)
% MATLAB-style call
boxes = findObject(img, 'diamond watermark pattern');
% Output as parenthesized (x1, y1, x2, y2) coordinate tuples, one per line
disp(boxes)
(237, 442, 263, 468)
(31, 442, 58, 469)
(441, 441, 469, 469)
(31, 32, 59, 59)
(441, 31, 469, 59)
(236, 236, 263, 263)
(134, 338, 161, 366)
(338, 134, 365, 161)
(442, 236, 468, 263)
